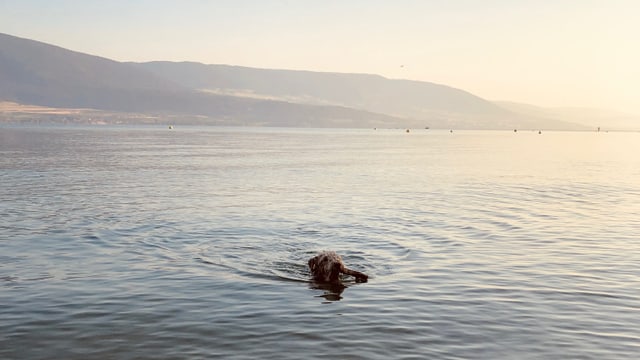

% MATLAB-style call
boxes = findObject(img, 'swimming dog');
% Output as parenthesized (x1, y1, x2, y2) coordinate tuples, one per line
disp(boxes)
(308, 251, 368, 283)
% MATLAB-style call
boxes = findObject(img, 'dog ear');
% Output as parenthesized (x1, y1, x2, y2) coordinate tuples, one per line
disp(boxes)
(308, 258, 317, 271)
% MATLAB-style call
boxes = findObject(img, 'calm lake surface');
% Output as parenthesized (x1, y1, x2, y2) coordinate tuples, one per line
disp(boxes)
(1, 126, 639, 359)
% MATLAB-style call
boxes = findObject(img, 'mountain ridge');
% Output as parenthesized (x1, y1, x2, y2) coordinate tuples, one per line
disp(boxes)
(131, 61, 511, 118)
(1, 32, 588, 129)
(0, 32, 408, 127)
(495, 101, 640, 131)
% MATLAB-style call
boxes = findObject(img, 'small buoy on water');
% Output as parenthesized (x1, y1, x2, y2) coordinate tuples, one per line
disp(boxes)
(169, 125, 174, 130)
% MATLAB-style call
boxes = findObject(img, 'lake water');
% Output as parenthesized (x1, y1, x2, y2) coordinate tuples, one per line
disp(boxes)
(1, 126, 639, 359)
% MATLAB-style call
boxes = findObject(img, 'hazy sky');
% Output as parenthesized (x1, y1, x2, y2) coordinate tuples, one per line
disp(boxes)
(1, 0, 638, 113)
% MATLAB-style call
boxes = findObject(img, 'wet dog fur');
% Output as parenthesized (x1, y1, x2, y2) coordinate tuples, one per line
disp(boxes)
(308, 251, 368, 283)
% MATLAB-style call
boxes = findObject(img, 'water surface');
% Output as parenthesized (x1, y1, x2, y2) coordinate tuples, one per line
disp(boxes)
(1, 126, 639, 359)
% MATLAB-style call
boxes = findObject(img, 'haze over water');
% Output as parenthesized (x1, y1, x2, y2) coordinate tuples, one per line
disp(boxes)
(1, 126, 639, 359)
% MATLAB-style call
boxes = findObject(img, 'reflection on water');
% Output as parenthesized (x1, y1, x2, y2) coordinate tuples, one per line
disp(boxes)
(1, 126, 639, 359)
(310, 281, 348, 302)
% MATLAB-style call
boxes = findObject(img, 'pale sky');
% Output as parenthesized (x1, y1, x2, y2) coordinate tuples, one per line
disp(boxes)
(1, 0, 639, 114)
